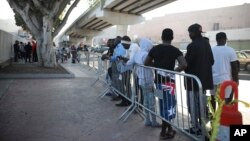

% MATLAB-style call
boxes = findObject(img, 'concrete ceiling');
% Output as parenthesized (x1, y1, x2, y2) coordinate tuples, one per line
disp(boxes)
(66, 0, 176, 39)
(104, 0, 175, 15)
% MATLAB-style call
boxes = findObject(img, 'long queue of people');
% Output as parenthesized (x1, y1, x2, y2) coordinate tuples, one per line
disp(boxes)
(13, 40, 38, 63)
(101, 23, 239, 141)
(55, 44, 88, 64)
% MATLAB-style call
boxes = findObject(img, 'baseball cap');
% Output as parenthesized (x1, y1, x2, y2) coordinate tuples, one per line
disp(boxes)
(188, 23, 204, 33)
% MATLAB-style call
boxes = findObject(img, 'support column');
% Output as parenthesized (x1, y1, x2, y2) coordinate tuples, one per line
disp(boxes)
(86, 36, 94, 46)
(116, 25, 128, 36)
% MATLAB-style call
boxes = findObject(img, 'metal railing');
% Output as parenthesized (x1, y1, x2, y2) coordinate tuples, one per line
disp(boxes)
(87, 55, 207, 141)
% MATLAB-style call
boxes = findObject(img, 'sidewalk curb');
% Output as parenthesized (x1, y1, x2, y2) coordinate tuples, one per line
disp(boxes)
(0, 65, 75, 79)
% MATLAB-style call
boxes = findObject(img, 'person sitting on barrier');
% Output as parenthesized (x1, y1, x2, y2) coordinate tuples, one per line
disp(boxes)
(144, 28, 187, 139)
(185, 23, 214, 135)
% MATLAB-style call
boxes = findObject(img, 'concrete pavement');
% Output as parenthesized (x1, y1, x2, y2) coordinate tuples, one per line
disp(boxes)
(0, 62, 193, 141)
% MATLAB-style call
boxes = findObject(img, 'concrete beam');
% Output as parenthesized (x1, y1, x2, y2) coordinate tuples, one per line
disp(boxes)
(76, 4, 102, 28)
(97, 9, 144, 25)
(103, 0, 123, 9)
(66, 27, 98, 37)
(69, 37, 87, 45)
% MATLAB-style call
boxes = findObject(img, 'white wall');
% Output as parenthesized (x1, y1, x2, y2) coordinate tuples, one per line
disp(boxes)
(205, 28, 250, 42)
(0, 30, 15, 65)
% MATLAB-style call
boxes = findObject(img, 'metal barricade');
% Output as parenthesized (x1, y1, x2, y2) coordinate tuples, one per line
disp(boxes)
(88, 59, 207, 141)
(82, 49, 99, 72)
(81, 50, 90, 67)
(131, 64, 207, 141)
(89, 53, 118, 100)
(91, 53, 109, 86)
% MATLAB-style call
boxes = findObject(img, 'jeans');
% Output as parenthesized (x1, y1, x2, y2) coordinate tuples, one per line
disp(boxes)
(186, 91, 207, 130)
(141, 85, 158, 125)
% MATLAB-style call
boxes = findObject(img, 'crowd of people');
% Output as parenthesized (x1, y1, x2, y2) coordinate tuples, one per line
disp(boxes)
(13, 23, 238, 141)
(13, 40, 89, 65)
(55, 43, 88, 64)
(101, 23, 239, 141)
(13, 40, 38, 63)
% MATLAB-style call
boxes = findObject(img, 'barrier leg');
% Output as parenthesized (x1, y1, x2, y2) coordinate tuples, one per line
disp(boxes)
(119, 104, 135, 121)
(121, 105, 137, 122)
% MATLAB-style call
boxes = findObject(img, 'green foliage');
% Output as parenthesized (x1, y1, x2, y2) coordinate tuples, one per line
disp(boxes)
(208, 85, 250, 141)
(209, 87, 224, 141)
(14, 11, 27, 30)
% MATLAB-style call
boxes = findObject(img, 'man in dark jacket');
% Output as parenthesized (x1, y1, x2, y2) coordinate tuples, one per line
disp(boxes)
(185, 23, 214, 135)
(13, 40, 19, 62)
(25, 42, 32, 63)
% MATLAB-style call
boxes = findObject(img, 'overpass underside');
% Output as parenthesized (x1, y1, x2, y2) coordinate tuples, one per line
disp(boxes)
(62, 0, 175, 44)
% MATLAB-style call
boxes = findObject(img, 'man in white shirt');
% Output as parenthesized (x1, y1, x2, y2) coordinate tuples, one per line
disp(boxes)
(210, 32, 239, 110)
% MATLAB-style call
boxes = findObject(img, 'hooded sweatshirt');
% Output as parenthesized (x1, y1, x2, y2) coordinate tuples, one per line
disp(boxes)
(134, 38, 154, 86)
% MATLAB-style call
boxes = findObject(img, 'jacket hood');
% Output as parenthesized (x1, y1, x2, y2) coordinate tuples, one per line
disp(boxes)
(139, 38, 153, 52)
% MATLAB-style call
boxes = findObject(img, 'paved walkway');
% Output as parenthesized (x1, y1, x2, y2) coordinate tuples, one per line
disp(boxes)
(0, 62, 193, 141)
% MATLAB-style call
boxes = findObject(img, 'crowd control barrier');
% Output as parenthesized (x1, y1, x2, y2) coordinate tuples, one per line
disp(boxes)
(88, 57, 207, 141)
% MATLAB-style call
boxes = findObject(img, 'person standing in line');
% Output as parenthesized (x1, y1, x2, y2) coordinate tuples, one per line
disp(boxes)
(184, 23, 214, 135)
(130, 38, 161, 127)
(24, 42, 32, 63)
(66, 45, 70, 60)
(144, 28, 187, 139)
(13, 40, 20, 62)
(210, 32, 239, 110)
(114, 35, 140, 107)
(110, 36, 127, 102)
(71, 45, 78, 63)
(32, 41, 38, 62)
(76, 45, 82, 63)
(60, 47, 67, 63)
(19, 42, 26, 62)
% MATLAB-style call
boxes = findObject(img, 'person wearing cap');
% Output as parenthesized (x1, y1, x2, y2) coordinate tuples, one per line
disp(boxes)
(145, 28, 187, 139)
(185, 23, 214, 135)
(210, 32, 239, 110)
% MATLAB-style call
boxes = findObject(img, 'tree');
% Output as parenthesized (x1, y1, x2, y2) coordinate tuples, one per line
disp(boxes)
(14, 12, 28, 31)
(7, 0, 80, 67)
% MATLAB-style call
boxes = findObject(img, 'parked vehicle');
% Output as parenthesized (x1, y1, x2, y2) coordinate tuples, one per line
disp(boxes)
(90, 45, 109, 54)
(236, 51, 250, 72)
(241, 50, 250, 56)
